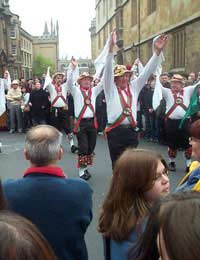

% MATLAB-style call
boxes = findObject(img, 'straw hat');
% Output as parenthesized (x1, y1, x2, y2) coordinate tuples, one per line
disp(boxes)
(114, 65, 132, 77)
(77, 72, 93, 84)
(53, 72, 65, 80)
(170, 74, 184, 84)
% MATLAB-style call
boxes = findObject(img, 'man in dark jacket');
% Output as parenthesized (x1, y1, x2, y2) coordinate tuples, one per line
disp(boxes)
(29, 82, 50, 125)
(3, 125, 93, 260)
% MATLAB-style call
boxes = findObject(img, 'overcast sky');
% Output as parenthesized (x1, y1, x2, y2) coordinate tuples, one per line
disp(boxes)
(9, 0, 95, 59)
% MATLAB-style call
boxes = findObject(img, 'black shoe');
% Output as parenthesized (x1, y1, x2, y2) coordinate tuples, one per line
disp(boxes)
(80, 170, 91, 181)
(84, 169, 91, 179)
(168, 162, 176, 172)
(71, 145, 78, 154)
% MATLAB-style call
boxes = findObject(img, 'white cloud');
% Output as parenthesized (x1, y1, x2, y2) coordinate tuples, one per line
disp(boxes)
(9, 0, 95, 58)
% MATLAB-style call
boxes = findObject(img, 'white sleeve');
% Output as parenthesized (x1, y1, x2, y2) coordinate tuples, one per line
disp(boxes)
(103, 53, 115, 98)
(153, 77, 163, 110)
(131, 52, 164, 96)
(43, 67, 52, 90)
(66, 68, 77, 96)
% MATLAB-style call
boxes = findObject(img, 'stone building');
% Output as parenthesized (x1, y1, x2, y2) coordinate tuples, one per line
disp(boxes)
(32, 20, 59, 72)
(20, 28, 33, 80)
(0, 0, 59, 79)
(91, 0, 200, 75)
(0, 0, 17, 77)
(58, 58, 95, 75)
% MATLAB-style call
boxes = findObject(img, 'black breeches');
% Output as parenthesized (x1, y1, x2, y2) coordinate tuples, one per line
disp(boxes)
(107, 125, 138, 169)
(49, 108, 71, 134)
(166, 119, 191, 150)
(76, 118, 97, 156)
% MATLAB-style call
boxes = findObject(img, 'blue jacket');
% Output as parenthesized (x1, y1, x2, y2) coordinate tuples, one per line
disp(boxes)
(104, 222, 146, 260)
(3, 166, 93, 260)
(176, 164, 200, 192)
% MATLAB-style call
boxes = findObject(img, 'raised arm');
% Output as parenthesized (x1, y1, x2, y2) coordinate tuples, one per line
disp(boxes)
(66, 57, 79, 95)
(133, 34, 168, 94)
(103, 29, 116, 97)
(93, 79, 103, 97)
(43, 67, 52, 91)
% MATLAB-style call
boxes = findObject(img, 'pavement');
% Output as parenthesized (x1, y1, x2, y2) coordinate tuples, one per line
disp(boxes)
(0, 132, 186, 260)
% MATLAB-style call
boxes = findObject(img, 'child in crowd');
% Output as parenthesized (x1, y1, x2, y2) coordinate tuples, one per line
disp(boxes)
(98, 149, 170, 260)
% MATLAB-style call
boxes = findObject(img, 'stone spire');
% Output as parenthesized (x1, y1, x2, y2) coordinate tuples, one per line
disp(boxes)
(56, 20, 59, 38)
(3, 0, 9, 7)
(53, 25, 56, 37)
(51, 18, 53, 36)
(43, 21, 49, 35)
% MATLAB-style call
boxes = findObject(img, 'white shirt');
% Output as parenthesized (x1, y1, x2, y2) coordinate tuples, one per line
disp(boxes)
(46, 82, 69, 107)
(0, 78, 6, 116)
(68, 80, 103, 118)
(22, 92, 30, 105)
(103, 52, 164, 125)
(160, 85, 196, 119)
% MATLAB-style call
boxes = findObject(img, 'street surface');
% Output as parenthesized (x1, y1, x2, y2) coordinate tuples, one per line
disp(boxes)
(0, 132, 186, 260)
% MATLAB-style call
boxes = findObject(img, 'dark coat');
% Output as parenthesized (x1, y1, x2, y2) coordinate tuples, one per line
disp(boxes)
(29, 88, 50, 119)
(3, 166, 93, 260)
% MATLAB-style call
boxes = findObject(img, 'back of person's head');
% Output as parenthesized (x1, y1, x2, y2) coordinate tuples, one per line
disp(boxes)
(98, 149, 169, 242)
(0, 211, 57, 260)
(25, 125, 63, 166)
(129, 191, 200, 260)
(158, 191, 200, 260)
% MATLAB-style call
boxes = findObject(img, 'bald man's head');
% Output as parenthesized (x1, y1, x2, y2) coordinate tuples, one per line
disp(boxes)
(25, 125, 63, 166)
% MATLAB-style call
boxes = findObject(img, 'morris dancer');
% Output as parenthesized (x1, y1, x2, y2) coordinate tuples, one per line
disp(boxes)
(68, 60, 103, 180)
(44, 71, 77, 153)
(153, 74, 199, 172)
(103, 29, 168, 168)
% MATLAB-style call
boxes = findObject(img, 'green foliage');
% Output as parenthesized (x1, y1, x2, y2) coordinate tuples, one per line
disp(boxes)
(33, 55, 55, 77)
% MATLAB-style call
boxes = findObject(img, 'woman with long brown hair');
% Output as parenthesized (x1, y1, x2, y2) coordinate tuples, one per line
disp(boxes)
(98, 149, 170, 260)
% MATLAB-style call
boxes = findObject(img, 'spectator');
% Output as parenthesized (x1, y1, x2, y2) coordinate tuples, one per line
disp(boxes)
(129, 191, 200, 260)
(176, 119, 200, 191)
(29, 82, 50, 126)
(188, 72, 196, 85)
(3, 125, 93, 260)
(21, 85, 31, 132)
(0, 211, 57, 260)
(6, 80, 23, 133)
(98, 149, 169, 260)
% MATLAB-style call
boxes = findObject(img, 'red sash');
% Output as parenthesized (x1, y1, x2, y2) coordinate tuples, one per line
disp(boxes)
(51, 84, 67, 107)
(165, 90, 187, 121)
(105, 86, 137, 133)
(74, 88, 98, 133)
